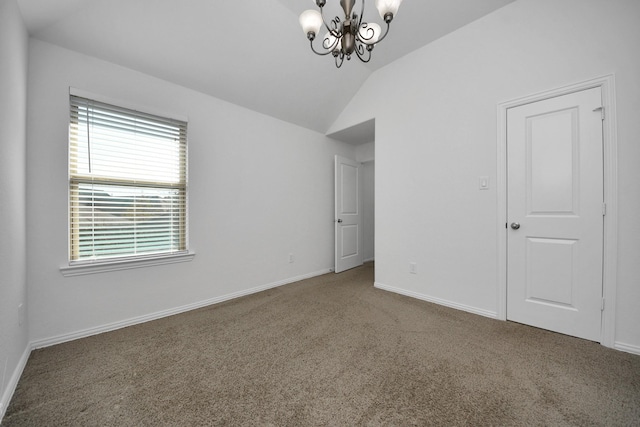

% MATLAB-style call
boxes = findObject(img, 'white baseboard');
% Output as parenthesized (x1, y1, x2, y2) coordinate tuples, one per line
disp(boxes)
(364, 257, 375, 263)
(2, 269, 328, 423)
(614, 341, 640, 356)
(374, 282, 498, 319)
(0, 344, 31, 422)
(8, 271, 637, 424)
(374, 283, 640, 355)
(31, 268, 332, 350)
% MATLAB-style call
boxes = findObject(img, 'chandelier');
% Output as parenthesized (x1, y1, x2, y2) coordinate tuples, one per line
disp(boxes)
(299, 0, 403, 68)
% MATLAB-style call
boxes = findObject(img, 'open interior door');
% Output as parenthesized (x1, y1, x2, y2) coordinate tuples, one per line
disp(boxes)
(335, 155, 363, 273)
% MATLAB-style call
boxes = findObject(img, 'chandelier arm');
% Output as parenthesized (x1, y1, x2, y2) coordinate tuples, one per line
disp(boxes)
(354, 41, 372, 63)
(319, 6, 343, 38)
(372, 21, 392, 44)
(355, 22, 375, 44)
(335, 52, 345, 68)
(309, 38, 338, 56)
(356, 0, 365, 29)
(322, 33, 341, 52)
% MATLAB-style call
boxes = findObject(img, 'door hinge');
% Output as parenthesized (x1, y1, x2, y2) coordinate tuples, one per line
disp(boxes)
(601, 298, 605, 311)
(593, 106, 605, 120)
(602, 203, 607, 216)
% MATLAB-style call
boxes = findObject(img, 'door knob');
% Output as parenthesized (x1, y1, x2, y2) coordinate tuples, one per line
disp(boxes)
(511, 222, 520, 230)
(336, 219, 343, 223)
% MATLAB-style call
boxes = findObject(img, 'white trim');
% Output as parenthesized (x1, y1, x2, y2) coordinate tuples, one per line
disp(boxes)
(66, 88, 192, 274)
(496, 99, 508, 321)
(0, 344, 31, 422)
(496, 75, 618, 347)
(599, 77, 619, 349)
(34, 268, 332, 349)
(363, 257, 375, 263)
(60, 251, 196, 277)
(69, 87, 188, 123)
(374, 282, 498, 319)
(614, 342, 640, 356)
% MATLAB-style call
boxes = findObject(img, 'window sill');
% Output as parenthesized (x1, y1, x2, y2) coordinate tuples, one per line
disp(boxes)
(60, 252, 195, 277)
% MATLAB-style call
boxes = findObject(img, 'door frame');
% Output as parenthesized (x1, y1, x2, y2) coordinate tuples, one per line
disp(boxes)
(496, 75, 618, 348)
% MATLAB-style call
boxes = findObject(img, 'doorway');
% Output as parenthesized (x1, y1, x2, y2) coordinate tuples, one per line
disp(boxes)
(328, 120, 375, 274)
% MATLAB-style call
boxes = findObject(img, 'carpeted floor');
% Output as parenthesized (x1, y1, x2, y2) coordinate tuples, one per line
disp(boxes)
(4, 262, 640, 426)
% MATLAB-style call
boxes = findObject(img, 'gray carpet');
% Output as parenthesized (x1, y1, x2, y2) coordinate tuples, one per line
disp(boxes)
(4, 263, 640, 426)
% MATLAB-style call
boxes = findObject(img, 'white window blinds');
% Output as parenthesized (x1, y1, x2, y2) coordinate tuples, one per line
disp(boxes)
(69, 95, 188, 262)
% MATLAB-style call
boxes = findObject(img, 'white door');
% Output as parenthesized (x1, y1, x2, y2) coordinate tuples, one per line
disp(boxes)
(507, 87, 604, 341)
(335, 155, 363, 273)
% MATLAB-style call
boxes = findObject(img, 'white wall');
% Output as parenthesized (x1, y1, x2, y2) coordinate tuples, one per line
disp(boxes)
(26, 39, 355, 344)
(329, 0, 640, 351)
(0, 0, 29, 416)
(355, 141, 375, 163)
(362, 161, 375, 262)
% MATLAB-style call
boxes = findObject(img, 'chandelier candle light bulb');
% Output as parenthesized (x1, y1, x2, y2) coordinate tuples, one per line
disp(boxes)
(299, 0, 402, 68)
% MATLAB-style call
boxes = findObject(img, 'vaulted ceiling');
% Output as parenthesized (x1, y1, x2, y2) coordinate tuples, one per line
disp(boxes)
(17, 0, 515, 134)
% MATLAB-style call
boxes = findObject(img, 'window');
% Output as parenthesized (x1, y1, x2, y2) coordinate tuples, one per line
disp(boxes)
(69, 95, 188, 263)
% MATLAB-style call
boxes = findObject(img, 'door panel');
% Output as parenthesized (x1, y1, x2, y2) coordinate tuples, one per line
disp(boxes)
(528, 108, 578, 214)
(526, 237, 577, 308)
(507, 87, 603, 341)
(335, 155, 363, 273)
(341, 163, 358, 213)
(340, 225, 358, 257)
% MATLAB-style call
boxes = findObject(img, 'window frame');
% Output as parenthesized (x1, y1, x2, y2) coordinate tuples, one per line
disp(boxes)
(62, 89, 193, 275)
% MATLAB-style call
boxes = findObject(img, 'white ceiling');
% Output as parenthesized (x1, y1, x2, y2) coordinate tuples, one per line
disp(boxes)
(17, 0, 515, 136)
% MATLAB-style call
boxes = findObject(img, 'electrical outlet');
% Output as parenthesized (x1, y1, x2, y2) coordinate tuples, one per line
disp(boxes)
(479, 176, 490, 190)
(288, 253, 294, 263)
(409, 262, 417, 274)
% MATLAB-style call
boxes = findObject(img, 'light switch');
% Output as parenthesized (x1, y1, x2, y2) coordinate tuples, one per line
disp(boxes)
(479, 176, 489, 190)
